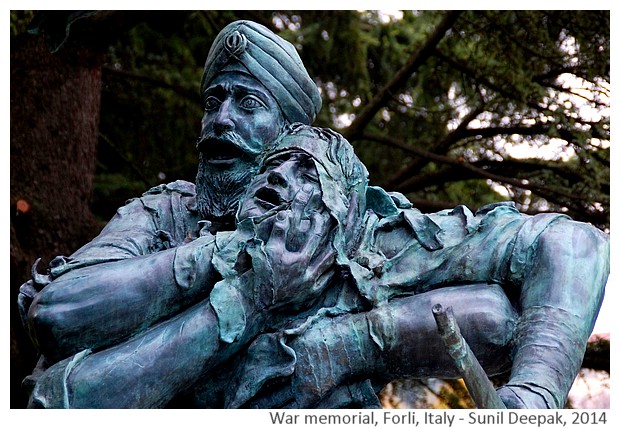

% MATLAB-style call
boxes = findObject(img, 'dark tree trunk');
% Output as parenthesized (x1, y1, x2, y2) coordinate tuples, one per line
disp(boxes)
(10, 32, 103, 408)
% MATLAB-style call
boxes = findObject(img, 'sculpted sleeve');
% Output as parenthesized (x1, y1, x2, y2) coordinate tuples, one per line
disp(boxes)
(18, 181, 206, 361)
(352, 202, 566, 302)
(47, 180, 201, 278)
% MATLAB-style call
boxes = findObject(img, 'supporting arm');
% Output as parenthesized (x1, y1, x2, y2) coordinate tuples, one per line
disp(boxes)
(26, 235, 218, 362)
(28, 276, 267, 408)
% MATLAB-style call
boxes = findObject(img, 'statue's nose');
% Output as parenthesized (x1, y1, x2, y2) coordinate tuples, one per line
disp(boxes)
(213, 100, 234, 134)
(267, 169, 289, 188)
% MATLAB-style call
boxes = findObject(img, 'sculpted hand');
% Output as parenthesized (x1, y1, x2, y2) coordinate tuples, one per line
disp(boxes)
(242, 311, 383, 408)
(256, 185, 336, 311)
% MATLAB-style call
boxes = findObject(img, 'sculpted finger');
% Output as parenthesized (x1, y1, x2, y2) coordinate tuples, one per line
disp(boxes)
(286, 186, 315, 250)
(306, 246, 336, 287)
(315, 244, 337, 273)
(290, 184, 313, 232)
(268, 210, 291, 248)
(302, 211, 332, 257)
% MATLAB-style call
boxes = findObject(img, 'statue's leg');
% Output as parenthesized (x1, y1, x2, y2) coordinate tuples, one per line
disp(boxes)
(283, 283, 516, 408)
(497, 221, 609, 409)
(378, 283, 516, 379)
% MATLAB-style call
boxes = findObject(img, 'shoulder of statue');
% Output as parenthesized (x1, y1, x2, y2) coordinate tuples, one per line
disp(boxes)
(474, 201, 518, 216)
(142, 180, 196, 197)
(129, 180, 198, 223)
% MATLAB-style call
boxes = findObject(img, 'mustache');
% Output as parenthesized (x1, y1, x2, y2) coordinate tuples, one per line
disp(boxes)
(196, 131, 260, 158)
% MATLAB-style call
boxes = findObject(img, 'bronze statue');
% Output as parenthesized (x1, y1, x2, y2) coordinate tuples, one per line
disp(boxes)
(23, 124, 368, 408)
(18, 20, 609, 409)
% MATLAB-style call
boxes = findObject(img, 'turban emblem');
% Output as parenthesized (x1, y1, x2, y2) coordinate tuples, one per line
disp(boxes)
(225, 30, 247, 57)
(202, 20, 322, 124)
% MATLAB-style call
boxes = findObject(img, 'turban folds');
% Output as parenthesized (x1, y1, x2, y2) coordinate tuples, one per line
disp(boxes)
(202, 20, 322, 125)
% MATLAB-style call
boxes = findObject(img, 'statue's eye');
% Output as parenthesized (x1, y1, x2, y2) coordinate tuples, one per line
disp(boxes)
(299, 157, 319, 183)
(302, 172, 320, 184)
(264, 157, 285, 169)
(204, 96, 221, 111)
(240, 95, 265, 110)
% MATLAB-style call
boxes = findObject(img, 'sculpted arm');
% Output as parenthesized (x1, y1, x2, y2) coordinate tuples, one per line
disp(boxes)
(28, 278, 261, 408)
(28, 203, 338, 408)
(26, 236, 219, 363)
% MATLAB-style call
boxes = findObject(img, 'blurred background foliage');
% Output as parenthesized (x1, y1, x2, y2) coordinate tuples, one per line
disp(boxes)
(16, 9, 607, 228)
(10, 10, 610, 408)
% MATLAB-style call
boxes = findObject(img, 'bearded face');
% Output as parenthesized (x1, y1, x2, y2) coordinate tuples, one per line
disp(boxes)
(195, 71, 285, 226)
(195, 149, 258, 223)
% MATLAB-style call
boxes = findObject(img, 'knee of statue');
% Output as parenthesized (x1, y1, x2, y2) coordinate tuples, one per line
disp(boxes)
(434, 284, 517, 373)
(451, 284, 517, 353)
(535, 218, 609, 271)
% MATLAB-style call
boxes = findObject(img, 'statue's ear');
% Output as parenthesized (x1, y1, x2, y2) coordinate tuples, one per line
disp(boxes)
(365, 186, 399, 217)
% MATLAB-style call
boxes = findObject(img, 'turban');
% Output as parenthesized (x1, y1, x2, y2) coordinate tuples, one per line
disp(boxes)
(202, 20, 322, 125)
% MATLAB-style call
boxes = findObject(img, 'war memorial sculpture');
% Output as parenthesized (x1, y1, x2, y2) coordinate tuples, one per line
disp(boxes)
(18, 20, 609, 409)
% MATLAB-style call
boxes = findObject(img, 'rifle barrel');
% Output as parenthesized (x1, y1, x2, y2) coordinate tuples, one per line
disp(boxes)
(432, 303, 506, 409)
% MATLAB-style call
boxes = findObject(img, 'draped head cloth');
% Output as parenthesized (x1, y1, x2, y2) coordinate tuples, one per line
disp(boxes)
(218, 124, 370, 408)
(201, 20, 322, 125)
(263, 123, 369, 261)
(211, 123, 367, 345)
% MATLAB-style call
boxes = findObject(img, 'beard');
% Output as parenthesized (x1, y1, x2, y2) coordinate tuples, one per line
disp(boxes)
(195, 152, 258, 224)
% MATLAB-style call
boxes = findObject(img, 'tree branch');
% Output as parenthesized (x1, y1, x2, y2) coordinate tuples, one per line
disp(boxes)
(383, 105, 484, 189)
(434, 48, 545, 112)
(98, 133, 153, 188)
(343, 11, 462, 141)
(532, 66, 579, 83)
(363, 131, 590, 205)
(102, 65, 201, 105)
(392, 157, 606, 206)
(435, 47, 611, 143)
(459, 124, 548, 140)
(582, 337, 610, 373)
(395, 167, 476, 191)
